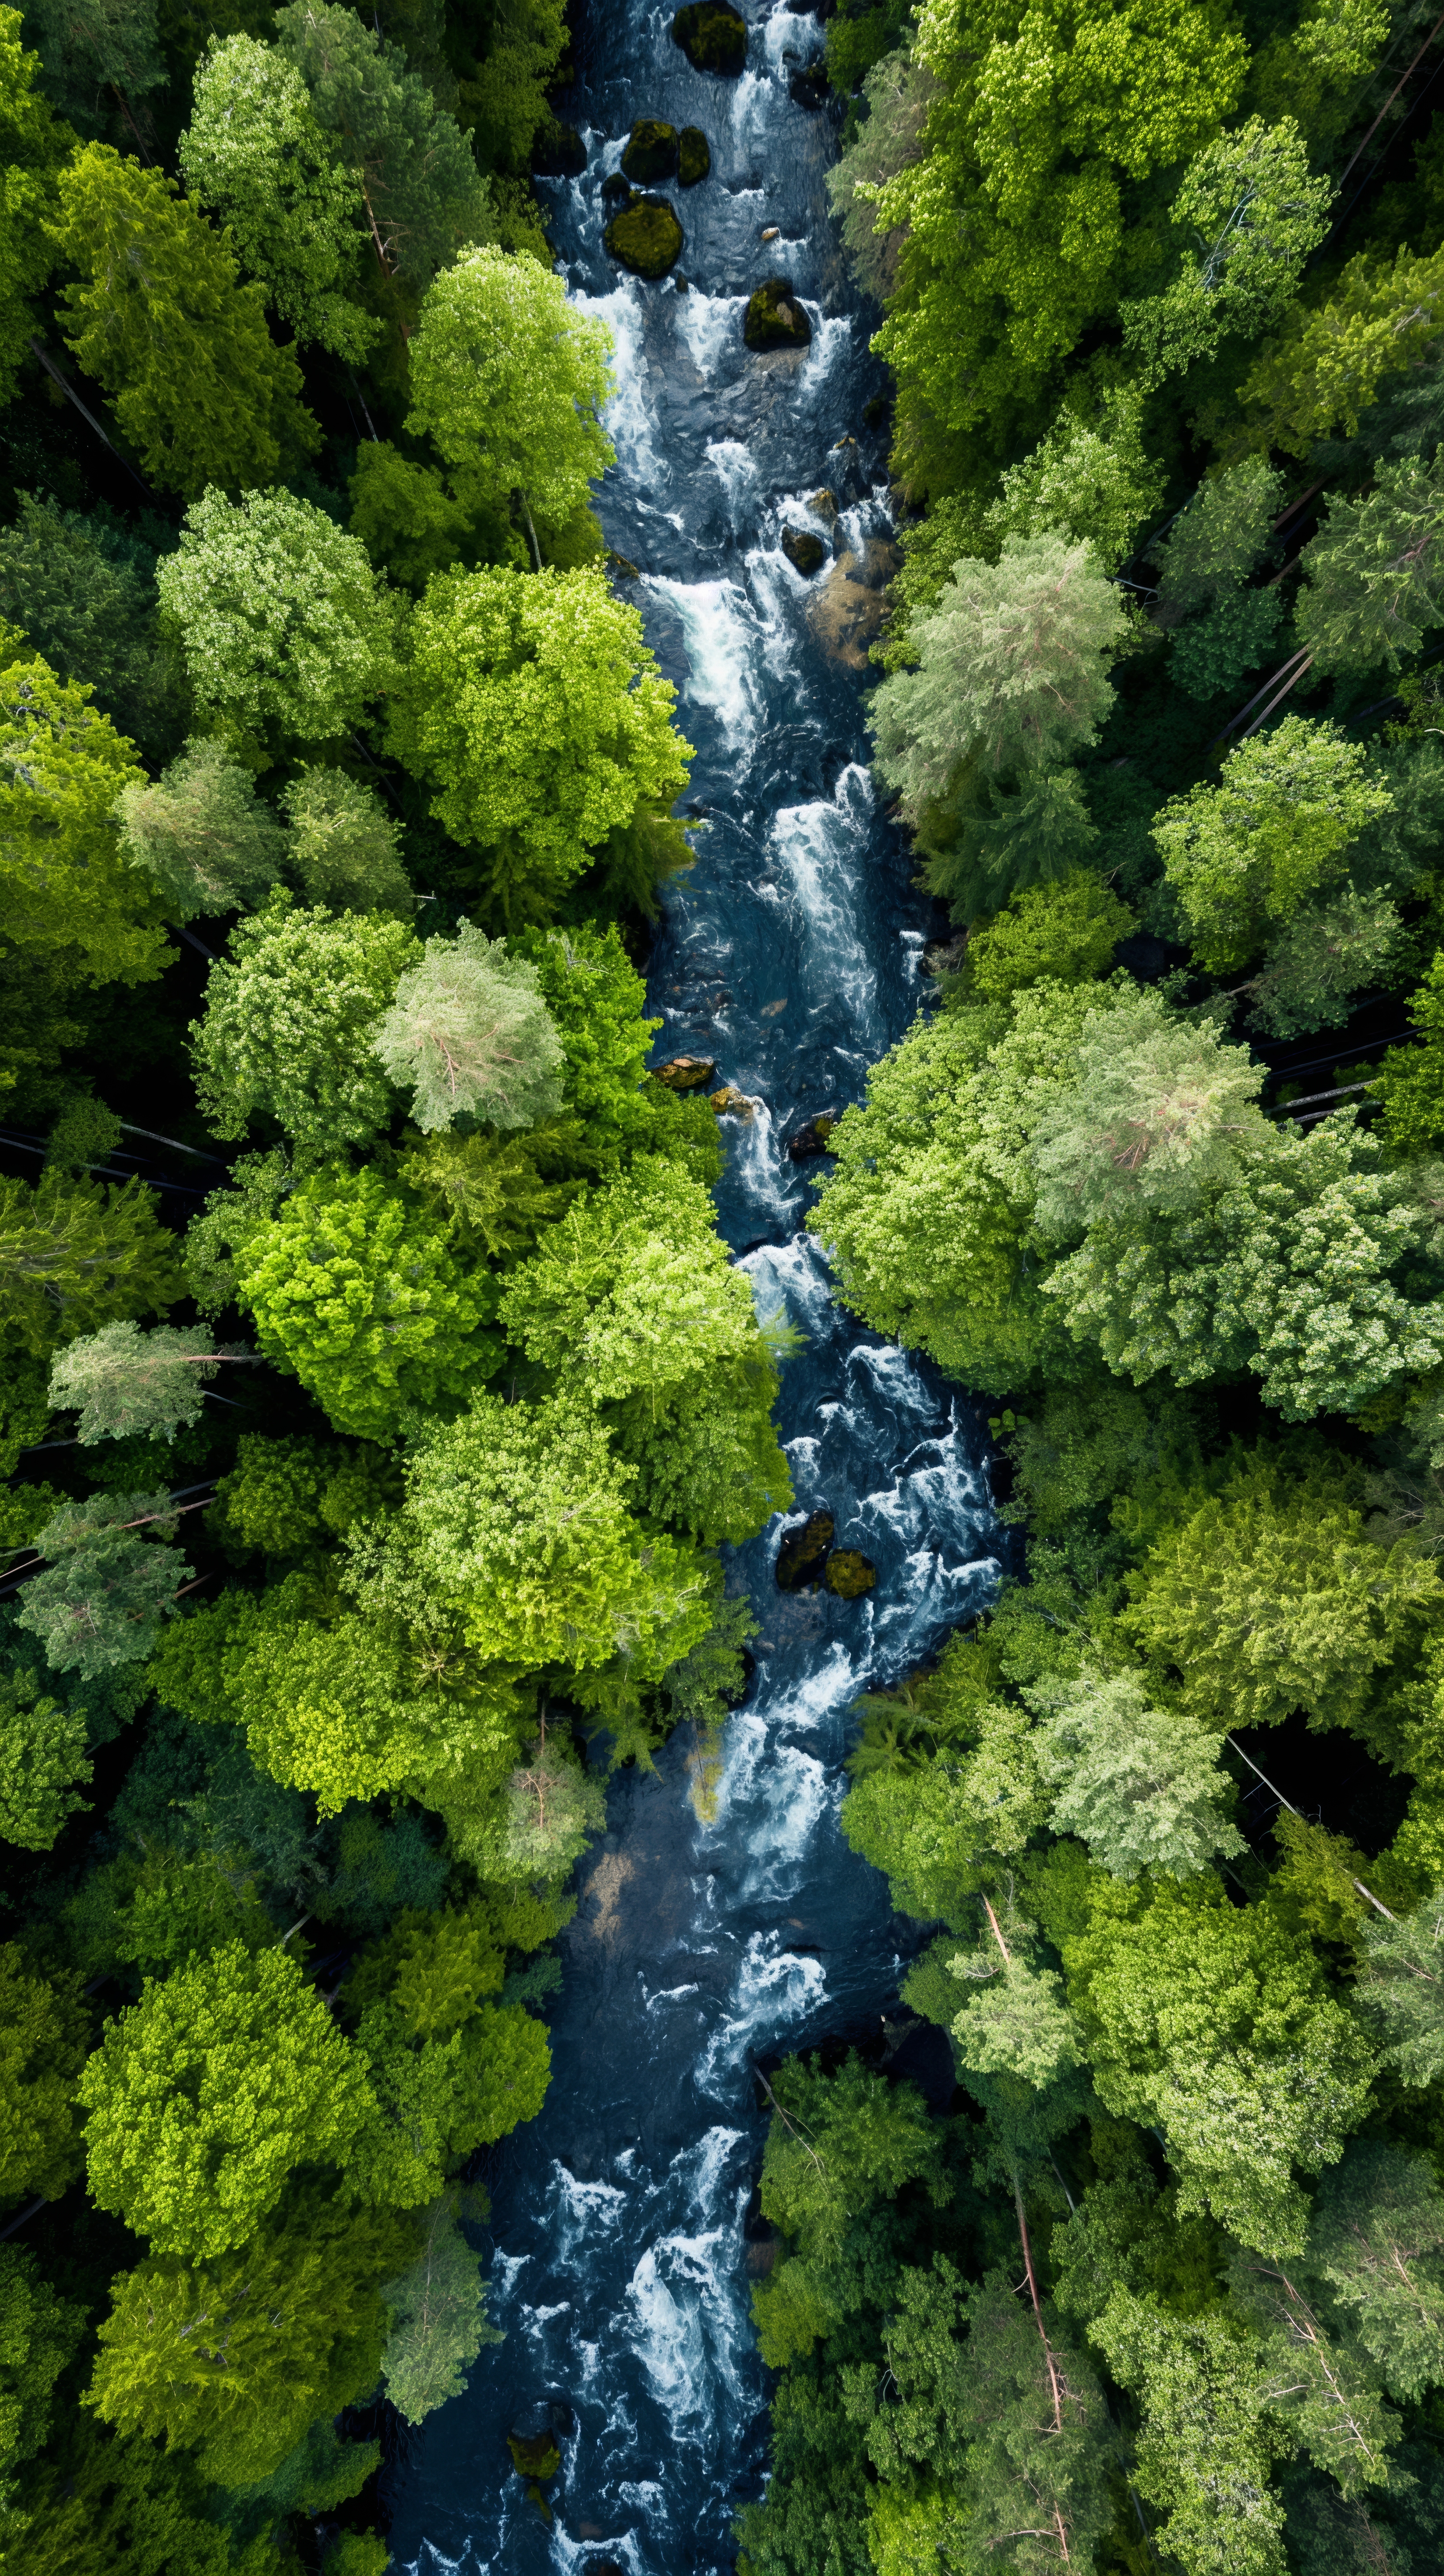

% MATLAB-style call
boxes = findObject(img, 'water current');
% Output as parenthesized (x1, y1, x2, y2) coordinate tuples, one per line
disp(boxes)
(386, 11, 1002, 2566)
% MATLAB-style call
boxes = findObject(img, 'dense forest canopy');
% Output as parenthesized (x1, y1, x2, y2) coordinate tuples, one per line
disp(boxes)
(0, 0, 1442, 2568)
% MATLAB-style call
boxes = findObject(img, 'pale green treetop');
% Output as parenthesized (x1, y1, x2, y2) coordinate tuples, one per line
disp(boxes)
(372, 922, 564, 1134)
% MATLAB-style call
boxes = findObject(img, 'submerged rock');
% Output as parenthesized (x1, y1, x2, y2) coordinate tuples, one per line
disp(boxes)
(787, 1114, 836, 1159)
(671, 0, 747, 74)
(806, 538, 901, 669)
(604, 193, 684, 278)
(678, 125, 711, 185)
(508, 2430, 562, 2480)
(653, 1053, 716, 1089)
(776, 1510, 834, 1591)
(744, 274, 812, 350)
(531, 122, 586, 176)
(824, 1549, 877, 1598)
(622, 117, 680, 181)
(781, 526, 826, 575)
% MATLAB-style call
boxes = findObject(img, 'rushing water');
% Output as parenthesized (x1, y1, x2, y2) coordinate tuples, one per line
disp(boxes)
(385, 11, 1001, 2568)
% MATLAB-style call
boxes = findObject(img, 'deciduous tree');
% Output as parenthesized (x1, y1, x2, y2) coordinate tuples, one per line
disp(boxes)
(0, 652, 169, 984)
(191, 894, 418, 1161)
(372, 921, 564, 1132)
(115, 736, 287, 921)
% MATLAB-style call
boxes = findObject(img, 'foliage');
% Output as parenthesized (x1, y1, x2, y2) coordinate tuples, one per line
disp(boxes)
(1352, 1888, 1444, 2085)
(380, 2190, 500, 2423)
(372, 921, 564, 1132)
(0, 1944, 88, 2205)
(0, 1665, 91, 1846)
(407, 242, 614, 525)
(0, 651, 169, 984)
(0, 1167, 180, 1355)
(48, 1319, 244, 1443)
(1122, 117, 1333, 376)
(191, 893, 417, 1160)
(987, 387, 1164, 569)
(1029, 993, 1267, 1234)
(281, 764, 413, 915)
(1296, 446, 1444, 675)
(14, 1486, 193, 1677)
(1239, 242, 1444, 454)
(0, 7, 74, 405)
(1306, 2140, 1444, 2404)
(1094, 2290, 1289, 2574)
(961, 870, 1134, 1000)
(0, 494, 180, 760)
(1029, 1666, 1246, 1879)
(1370, 948, 1444, 1150)
(115, 737, 287, 922)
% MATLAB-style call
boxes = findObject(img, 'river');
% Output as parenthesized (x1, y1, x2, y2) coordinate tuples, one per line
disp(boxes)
(385, 7, 1001, 2567)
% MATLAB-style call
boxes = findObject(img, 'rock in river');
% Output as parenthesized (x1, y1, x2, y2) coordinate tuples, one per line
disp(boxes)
(744, 274, 812, 349)
(671, 1, 746, 74)
(787, 1114, 836, 1159)
(823, 1549, 877, 1598)
(622, 117, 680, 181)
(653, 1053, 716, 1089)
(776, 1510, 834, 1591)
(781, 525, 826, 575)
(678, 125, 711, 184)
(604, 193, 684, 278)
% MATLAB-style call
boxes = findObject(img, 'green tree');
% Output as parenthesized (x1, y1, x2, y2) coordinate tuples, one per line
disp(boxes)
(825, 43, 937, 304)
(0, 494, 182, 760)
(1152, 716, 1395, 973)
(372, 920, 564, 1132)
(389, 563, 691, 926)
(78, 1938, 373, 2258)
(50, 144, 319, 500)
(156, 487, 399, 755)
(1093, 2290, 1289, 2576)
(1029, 995, 1268, 1235)
(1064, 1875, 1376, 2254)
(115, 737, 288, 921)
(346, 1995, 549, 2204)
(1352, 1886, 1444, 2084)
(1228, 2249, 1398, 2500)
(1306, 2140, 1444, 2403)
(21, 2417, 280, 2576)
(14, 1487, 193, 1677)
(179, 34, 378, 362)
(191, 894, 418, 1160)
(87, 2182, 414, 2484)
(1369, 948, 1444, 1150)
(0, 8, 74, 404)
(0, 1168, 180, 1355)
(1029, 1667, 1246, 1879)
(1296, 448, 1444, 675)
(1239, 242, 1444, 455)
(406, 243, 614, 553)
(964, 870, 1134, 1000)
(281, 764, 413, 915)
(380, 2191, 500, 2425)
(1155, 459, 1286, 619)
(0, 1665, 91, 1847)
(1243, 887, 1407, 1042)
(987, 386, 1164, 567)
(0, 2246, 82, 2517)
(348, 439, 480, 593)
(498, 1729, 605, 1874)
(0, 652, 170, 984)
(275, 0, 489, 287)
(234, 1163, 499, 1439)
(24, 0, 163, 124)
(0, 1943, 88, 2205)
(48, 1318, 251, 1443)
(1122, 117, 1333, 376)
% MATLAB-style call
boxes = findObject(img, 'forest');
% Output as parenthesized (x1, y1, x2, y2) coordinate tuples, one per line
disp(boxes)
(0, 0, 1441, 2569)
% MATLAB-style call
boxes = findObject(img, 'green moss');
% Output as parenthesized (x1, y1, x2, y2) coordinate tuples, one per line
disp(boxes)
(604, 195, 684, 279)
(743, 275, 813, 351)
(678, 126, 711, 185)
(781, 528, 827, 575)
(622, 119, 680, 182)
(671, 1, 746, 76)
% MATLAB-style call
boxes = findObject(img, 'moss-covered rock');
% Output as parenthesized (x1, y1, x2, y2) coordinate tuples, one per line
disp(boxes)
(654, 1054, 716, 1089)
(600, 169, 631, 203)
(787, 1113, 836, 1159)
(622, 118, 680, 182)
(678, 125, 711, 185)
(824, 1549, 876, 1599)
(781, 527, 826, 575)
(604, 194, 684, 279)
(508, 2430, 561, 2480)
(743, 275, 813, 350)
(671, 1, 747, 75)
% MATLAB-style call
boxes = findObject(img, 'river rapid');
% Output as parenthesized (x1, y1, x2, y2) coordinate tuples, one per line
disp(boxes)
(386, 9, 1001, 2568)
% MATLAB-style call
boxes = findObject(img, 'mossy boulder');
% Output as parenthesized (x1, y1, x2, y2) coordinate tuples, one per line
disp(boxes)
(654, 1053, 716, 1089)
(604, 193, 684, 279)
(776, 1510, 834, 1592)
(508, 2430, 561, 2480)
(824, 1549, 877, 1599)
(600, 169, 631, 203)
(671, 1, 747, 75)
(744, 274, 813, 350)
(622, 118, 680, 182)
(678, 125, 711, 184)
(787, 1113, 836, 1159)
(781, 526, 826, 575)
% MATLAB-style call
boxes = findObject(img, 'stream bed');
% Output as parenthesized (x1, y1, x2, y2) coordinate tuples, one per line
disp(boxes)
(386, 7, 1001, 2565)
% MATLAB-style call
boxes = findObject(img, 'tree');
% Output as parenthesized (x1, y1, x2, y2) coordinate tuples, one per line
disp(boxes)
(406, 244, 614, 548)
(0, 2246, 83, 2513)
(191, 895, 418, 1161)
(234, 1164, 499, 1439)
(388, 564, 691, 926)
(824, 44, 936, 303)
(348, 440, 480, 593)
(1126, 1455, 1442, 1738)
(1296, 448, 1444, 674)
(0, 1169, 181, 1355)
(988, 387, 1164, 569)
(156, 487, 399, 754)
(50, 145, 318, 500)
(179, 35, 377, 362)
(380, 2192, 500, 2425)
(0, 8, 75, 405)
(87, 2182, 414, 2484)
(78, 1938, 373, 2258)
(1352, 1886, 1444, 2084)
(0, 494, 182, 761)
(868, 534, 1127, 826)
(0, 652, 171, 984)
(47, 1319, 252, 1443)
(1244, 887, 1407, 1042)
(275, 0, 490, 288)
(1152, 717, 1395, 972)
(1093, 2291, 1289, 2576)
(964, 870, 1133, 1000)
(345, 1996, 549, 2204)
(499, 1730, 606, 1875)
(114, 736, 288, 921)
(13, 1488, 193, 1677)
(0, 1943, 88, 2206)
(1228, 2249, 1398, 2501)
(1122, 118, 1334, 376)
(1064, 1875, 1376, 2254)
(372, 921, 564, 1133)
(1029, 995, 1268, 1234)
(281, 765, 413, 915)
(950, 1948, 1086, 2086)
(1029, 1667, 1247, 1879)
(0, 1666, 91, 1847)
(1155, 459, 1286, 618)
(1240, 242, 1444, 454)
(1369, 949, 1444, 1150)
(1304, 2141, 1444, 2404)
(24, 0, 163, 125)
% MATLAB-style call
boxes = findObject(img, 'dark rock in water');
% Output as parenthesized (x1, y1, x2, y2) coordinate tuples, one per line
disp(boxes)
(744, 275, 813, 350)
(672, 0, 746, 73)
(674, 272, 690, 291)
(863, 391, 891, 428)
(787, 1114, 836, 1159)
(653, 1053, 716, 1089)
(600, 169, 632, 203)
(604, 194, 684, 278)
(776, 1510, 834, 1591)
(532, 122, 586, 177)
(622, 117, 680, 181)
(708, 1082, 754, 1119)
(824, 1548, 876, 1598)
(507, 2430, 562, 2480)
(788, 63, 829, 110)
(678, 125, 711, 185)
(781, 526, 826, 575)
